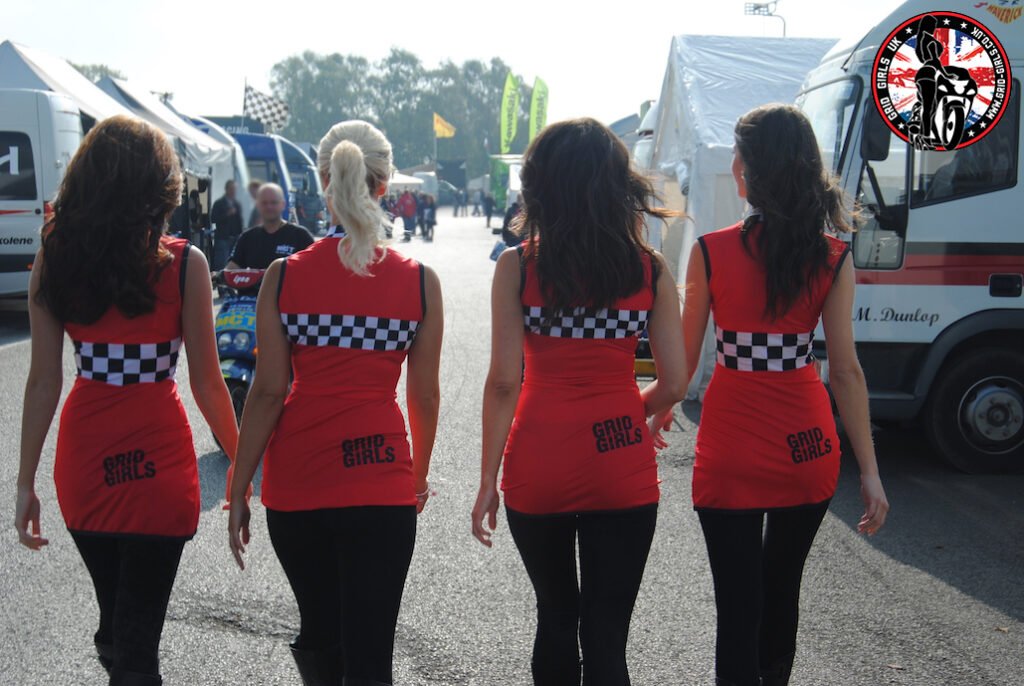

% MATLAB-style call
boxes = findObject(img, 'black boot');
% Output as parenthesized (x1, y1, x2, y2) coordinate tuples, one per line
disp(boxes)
(290, 643, 343, 685)
(760, 653, 795, 686)
(108, 669, 162, 685)
(95, 640, 114, 675)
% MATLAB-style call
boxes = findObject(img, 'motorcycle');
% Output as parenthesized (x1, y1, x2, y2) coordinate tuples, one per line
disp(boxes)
(213, 269, 264, 437)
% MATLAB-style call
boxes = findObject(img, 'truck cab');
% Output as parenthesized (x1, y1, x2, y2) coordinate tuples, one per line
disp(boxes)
(232, 132, 324, 232)
(0, 89, 81, 297)
(797, 0, 1024, 471)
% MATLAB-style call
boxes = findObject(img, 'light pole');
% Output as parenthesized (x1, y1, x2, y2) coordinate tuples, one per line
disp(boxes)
(744, 1, 787, 37)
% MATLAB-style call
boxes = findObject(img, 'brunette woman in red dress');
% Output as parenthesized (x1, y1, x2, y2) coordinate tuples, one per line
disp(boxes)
(473, 118, 688, 686)
(228, 120, 442, 686)
(15, 116, 240, 685)
(652, 104, 890, 686)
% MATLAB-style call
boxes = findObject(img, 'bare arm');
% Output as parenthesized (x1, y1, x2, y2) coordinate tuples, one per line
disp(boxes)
(640, 252, 688, 416)
(472, 248, 523, 546)
(406, 266, 443, 511)
(821, 257, 889, 534)
(15, 254, 63, 549)
(681, 244, 711, 385)
(228, 259, 291, 569)
(182, 246, 239, 462)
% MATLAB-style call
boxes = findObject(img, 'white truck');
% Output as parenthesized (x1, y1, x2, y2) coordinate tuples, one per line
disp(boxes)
(0, 89, 81, 297)
(796, 0, 1024, 471)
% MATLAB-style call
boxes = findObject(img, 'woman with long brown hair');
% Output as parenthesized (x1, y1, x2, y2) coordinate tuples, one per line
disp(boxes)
(472, 118, 688, 685)
(15, 115, 240, 685)
(652, 104, 890, 686)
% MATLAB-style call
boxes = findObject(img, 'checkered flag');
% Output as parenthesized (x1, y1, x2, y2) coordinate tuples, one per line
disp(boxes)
(244, 85, 290, 131)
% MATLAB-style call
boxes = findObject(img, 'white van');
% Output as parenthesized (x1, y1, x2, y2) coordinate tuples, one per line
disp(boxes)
(0, 89, 81, 297)
(796, 0, 1024, 471)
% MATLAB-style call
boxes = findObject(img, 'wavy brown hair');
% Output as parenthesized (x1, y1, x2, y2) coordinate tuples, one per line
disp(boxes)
(517, 118, 673, 312)
(37, 116, 182, 324)
(734, 104, 853, 319)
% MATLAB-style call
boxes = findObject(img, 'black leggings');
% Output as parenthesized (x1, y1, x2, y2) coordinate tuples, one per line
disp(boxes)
(71, 533, 187, 677)
(506, 504, 658, 686)
(266, 506, 417, 683)
(697, 501, 830, 686)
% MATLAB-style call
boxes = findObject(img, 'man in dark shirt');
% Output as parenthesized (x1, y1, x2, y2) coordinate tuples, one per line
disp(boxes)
(210, 180, 243, 270)
(225, 183, 314, 293)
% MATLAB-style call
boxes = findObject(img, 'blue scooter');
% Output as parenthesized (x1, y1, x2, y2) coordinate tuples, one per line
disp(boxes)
(214, 269, 264, 434)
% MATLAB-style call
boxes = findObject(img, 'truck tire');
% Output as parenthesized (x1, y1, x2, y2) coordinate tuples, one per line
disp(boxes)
(924, 347, 1024, 473)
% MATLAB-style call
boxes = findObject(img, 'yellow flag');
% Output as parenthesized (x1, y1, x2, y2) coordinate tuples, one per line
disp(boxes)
(433, 112, 456, 138)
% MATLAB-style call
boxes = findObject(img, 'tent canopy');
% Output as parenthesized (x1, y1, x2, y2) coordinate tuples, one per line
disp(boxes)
(389, 172, 423, 190)
(0, 40, 133, 125)
(98, 76, 233, 182)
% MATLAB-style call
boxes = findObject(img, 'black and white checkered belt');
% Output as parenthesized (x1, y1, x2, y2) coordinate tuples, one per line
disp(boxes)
(523, 306, 649, 339)
(281, 313, 419, 351)
(715, 325, 814, 372)
(73, 338, 182, 385)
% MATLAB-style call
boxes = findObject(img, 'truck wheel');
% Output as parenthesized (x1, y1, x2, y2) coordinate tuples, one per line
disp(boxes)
(924, 348, 1024, 472)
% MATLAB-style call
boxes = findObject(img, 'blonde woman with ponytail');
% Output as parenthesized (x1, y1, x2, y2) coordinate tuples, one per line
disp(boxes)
(228, 120, 443, 686)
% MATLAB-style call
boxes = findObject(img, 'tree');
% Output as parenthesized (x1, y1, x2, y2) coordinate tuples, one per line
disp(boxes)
(70, 62, 125, 83)
(268, 49, 534, 178)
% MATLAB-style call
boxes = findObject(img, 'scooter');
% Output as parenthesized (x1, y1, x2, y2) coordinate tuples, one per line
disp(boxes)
(213, 269, 264, 433)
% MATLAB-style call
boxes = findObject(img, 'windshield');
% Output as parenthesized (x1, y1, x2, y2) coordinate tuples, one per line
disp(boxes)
(796, 77, 861, 174)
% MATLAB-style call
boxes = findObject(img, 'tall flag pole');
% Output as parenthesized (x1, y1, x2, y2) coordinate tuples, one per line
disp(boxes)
(500, 73, 520, 154)
(529, 77, 549, 142)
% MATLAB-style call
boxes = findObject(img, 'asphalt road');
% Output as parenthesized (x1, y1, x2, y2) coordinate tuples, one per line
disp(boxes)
(1, 214, 1022, 685)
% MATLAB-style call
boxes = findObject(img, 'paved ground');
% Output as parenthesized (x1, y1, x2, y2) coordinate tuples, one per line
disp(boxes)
(1, 213, 1022, 685)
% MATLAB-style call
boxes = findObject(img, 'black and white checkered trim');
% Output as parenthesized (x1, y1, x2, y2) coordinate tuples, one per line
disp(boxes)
(715, 326, 814, 372)
(523, 306, 648, 339)
(74, 338, 181, 385)
(281, 313, 418, 351)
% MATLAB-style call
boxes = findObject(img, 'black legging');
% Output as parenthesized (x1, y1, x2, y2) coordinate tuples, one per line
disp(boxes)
(266, 505, 417, 683)
(71, 533, 187, 678)
(697, 501, 831, 686)
(506, 504, 658, 686)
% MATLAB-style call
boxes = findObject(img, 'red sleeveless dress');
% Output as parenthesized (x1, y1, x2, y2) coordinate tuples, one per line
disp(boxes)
(501, 245, 660, 515)
(262, 238, 423, 511)
(54, 236, 199, 538)
(693, 222, 849, 511)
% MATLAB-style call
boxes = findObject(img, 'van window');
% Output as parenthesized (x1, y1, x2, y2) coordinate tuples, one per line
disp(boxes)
(911, 83, 1019, 206)
(0, 132, 37, 201)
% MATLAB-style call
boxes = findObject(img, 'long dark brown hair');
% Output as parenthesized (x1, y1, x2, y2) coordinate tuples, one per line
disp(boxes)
(734, 104, 852, 319)
(517, 118, 672, 311)
(37, 115, 182, 324)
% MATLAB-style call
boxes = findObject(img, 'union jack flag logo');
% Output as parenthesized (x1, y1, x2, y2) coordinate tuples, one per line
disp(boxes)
(872, 11, 1011, 151)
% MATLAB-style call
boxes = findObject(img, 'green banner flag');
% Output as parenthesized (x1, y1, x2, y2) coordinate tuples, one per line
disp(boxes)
(500, 72, 520, 154)
(529, 77, 548, 142)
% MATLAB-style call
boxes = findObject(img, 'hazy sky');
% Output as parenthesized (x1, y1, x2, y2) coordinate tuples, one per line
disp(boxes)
(7, 0, 897, 125)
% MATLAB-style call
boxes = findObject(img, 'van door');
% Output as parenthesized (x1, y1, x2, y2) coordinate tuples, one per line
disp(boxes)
(0, 92, 44, 296)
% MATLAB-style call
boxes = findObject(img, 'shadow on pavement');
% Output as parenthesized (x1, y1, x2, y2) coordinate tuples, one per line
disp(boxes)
(0, 309, 30, 346)
(830, 426, 1024, 622)
(197, 449, 263, 511)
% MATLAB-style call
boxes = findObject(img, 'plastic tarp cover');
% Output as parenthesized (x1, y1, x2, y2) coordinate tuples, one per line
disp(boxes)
(0, 40, 134, 123)
(98, 77, 233, 184)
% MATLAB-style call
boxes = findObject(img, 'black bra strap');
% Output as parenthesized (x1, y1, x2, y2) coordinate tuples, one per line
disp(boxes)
(419, 262, 427, 317)
(276, 257, 288, 307)
(516, 245, 526, 298)
(697, 236, 711, 281)
(178, 242, 191, 300)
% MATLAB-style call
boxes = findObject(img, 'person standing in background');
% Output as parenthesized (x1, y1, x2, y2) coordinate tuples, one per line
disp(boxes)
(211, 180, 243, 270)
(397, 189, 418, 242)
(483, 193, 496, 229)
(246, 180, 262, 228)
(423, 195, 437, 242)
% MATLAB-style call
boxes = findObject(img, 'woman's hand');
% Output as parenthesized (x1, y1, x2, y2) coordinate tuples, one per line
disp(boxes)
(228, 496, 251, 570)
(222, 464, 254, 511)
(14, 487, 48, 550)
(415, 481, 433, 515)
(858, 473, 889, 536)
(647, 409, 673, 451)
(471, 483, 500, 548)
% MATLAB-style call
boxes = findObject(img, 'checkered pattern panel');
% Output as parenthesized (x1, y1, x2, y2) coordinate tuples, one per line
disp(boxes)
(715, 326, 814, 372)
(74, 338, 181, 385)
(281, 313, 418, 351)
(523, 306, 648, 339)
(244, 86, 290, 131)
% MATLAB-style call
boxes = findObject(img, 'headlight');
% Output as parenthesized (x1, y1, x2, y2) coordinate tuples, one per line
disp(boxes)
(233, 332, 252, 350)
(218, 333, 233, 351)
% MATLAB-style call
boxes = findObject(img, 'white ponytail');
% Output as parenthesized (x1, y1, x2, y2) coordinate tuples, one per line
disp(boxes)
(317, 120, 393, 275)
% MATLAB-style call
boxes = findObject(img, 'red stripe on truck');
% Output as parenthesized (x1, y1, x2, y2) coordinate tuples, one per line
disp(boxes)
(856, 254, 1023, 286)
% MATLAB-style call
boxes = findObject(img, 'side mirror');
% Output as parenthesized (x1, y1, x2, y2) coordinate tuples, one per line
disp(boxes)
(861, 106, 892, 162)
